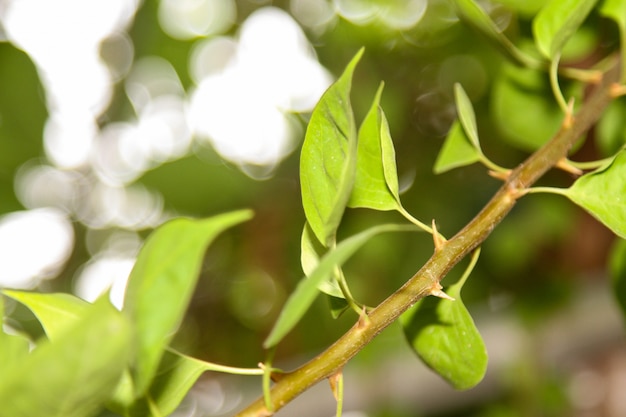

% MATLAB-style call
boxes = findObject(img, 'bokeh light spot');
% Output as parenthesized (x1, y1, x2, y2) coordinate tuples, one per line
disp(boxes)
(158, 0, 236, 40)
(0, 208, 74, 289)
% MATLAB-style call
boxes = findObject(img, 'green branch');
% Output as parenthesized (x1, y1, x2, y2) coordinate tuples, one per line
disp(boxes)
(235, 60, 622, 417)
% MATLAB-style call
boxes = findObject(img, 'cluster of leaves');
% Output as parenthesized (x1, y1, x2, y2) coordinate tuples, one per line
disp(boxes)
(1, 212, 264, 417)
(2, 0, 626, 416)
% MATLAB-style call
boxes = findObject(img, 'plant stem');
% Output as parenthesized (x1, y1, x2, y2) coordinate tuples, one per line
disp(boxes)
(235, 60, 621, 417)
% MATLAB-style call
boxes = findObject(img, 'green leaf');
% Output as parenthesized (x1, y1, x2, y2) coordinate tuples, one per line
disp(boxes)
(454, 83, 481, 151)
(0, 296, 31, 373)
(301, 223, 344, 298)
(562, 150, 626, 238)
(265, 223, 418, 348)
(348, 82, 401, 211)
(609, 238, 626, 321)
(123, 210, 253, 396)
(300, 48, 363, 246)
(492, 61, 562, 151)
(434, 120, 481, 174)
(2, 291, 88, 341)
(401, 278, 488, 390)
(597, 98, 626, 157)
(532, 0, 598, 59)
(119, 349, 261, 417)
(454, 0, 541, 67)
(0, 297, 131, 417)
(599, 0, 626, 82)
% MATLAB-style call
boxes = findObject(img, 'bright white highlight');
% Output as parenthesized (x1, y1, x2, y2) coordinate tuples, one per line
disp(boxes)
(158, 0, 236, 40)
(3, 0, 140, 169)
(74, 255, 135, 309)
(188, 7, 332, 171)
(0, 209, 74, 289)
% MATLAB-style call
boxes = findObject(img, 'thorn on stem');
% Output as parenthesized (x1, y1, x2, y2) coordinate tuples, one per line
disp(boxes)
(610, 83, 626, 98)
(357, 305, 370, 329)
(432, 220, 446, 251)
(488, 169, 511, 181)
(562, 98, 575, 129)
(329, 369, 343, 401)
(428, 282, 455, 301)
(556, 158, 583, 176)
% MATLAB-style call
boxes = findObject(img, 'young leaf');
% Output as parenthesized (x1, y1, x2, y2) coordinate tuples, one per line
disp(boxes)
(562, 150, 626, 238)
(401, 250, 487, 390)
(0, 297, 132, 417)
(434, 120, 481, 174)
(532, 0, 598, 59)
(301, 223, 344, 298)
(301, 48, 363, 247)
(123, 210, 253, 396)
(264, 223, 418, 348)
(348, 82, 401, 211)
(2, 291, 88, 341)
(609, 238, 626, 321)
(454, 83, 481, 151)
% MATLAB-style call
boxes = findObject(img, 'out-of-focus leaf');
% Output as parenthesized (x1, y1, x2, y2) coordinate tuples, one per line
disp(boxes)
(491, 0, 546, 17)
(434, 121, 481, 174)
(597, 98, 626, 157)
(265, 224, 418, 348)
(119, 349, 261, 417)
(455, 0, 541, 67)
(301, 49, 363, 247)
(609, 238, 626, 321)
(2, 291, 88, 341)
(0, 297, 131, 417)
(599, 0, 626, 81)
(0, 296, 30, 373)
(401, 276, 488, 390)
(532, 0, 598, 59)
(562, 150, 626, 238)
(123, 210, 253, 396)
(492, 61, 562, 151)
(348, 82, 401, 211)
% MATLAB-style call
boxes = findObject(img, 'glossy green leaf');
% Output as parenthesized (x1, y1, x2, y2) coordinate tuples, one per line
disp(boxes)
(301, 48, 363, 246)
(402, 250, 487, 390)
(599, 0, 626, 82)
(301, 223, 343, 298)
(609, 238, 626, 320)
(0, 297, 131, 417)
(454, 0, 541, 67)
(401, 279, 487, 390)
(348, 82, 401, 211)
(2, 290, 88, 341)
(265, 223, 418, 348)
(434, 121, 481, 174)
(123, 210, 253, 396)
(533, 0, 598, 59)
(563, 150, 626, 239)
